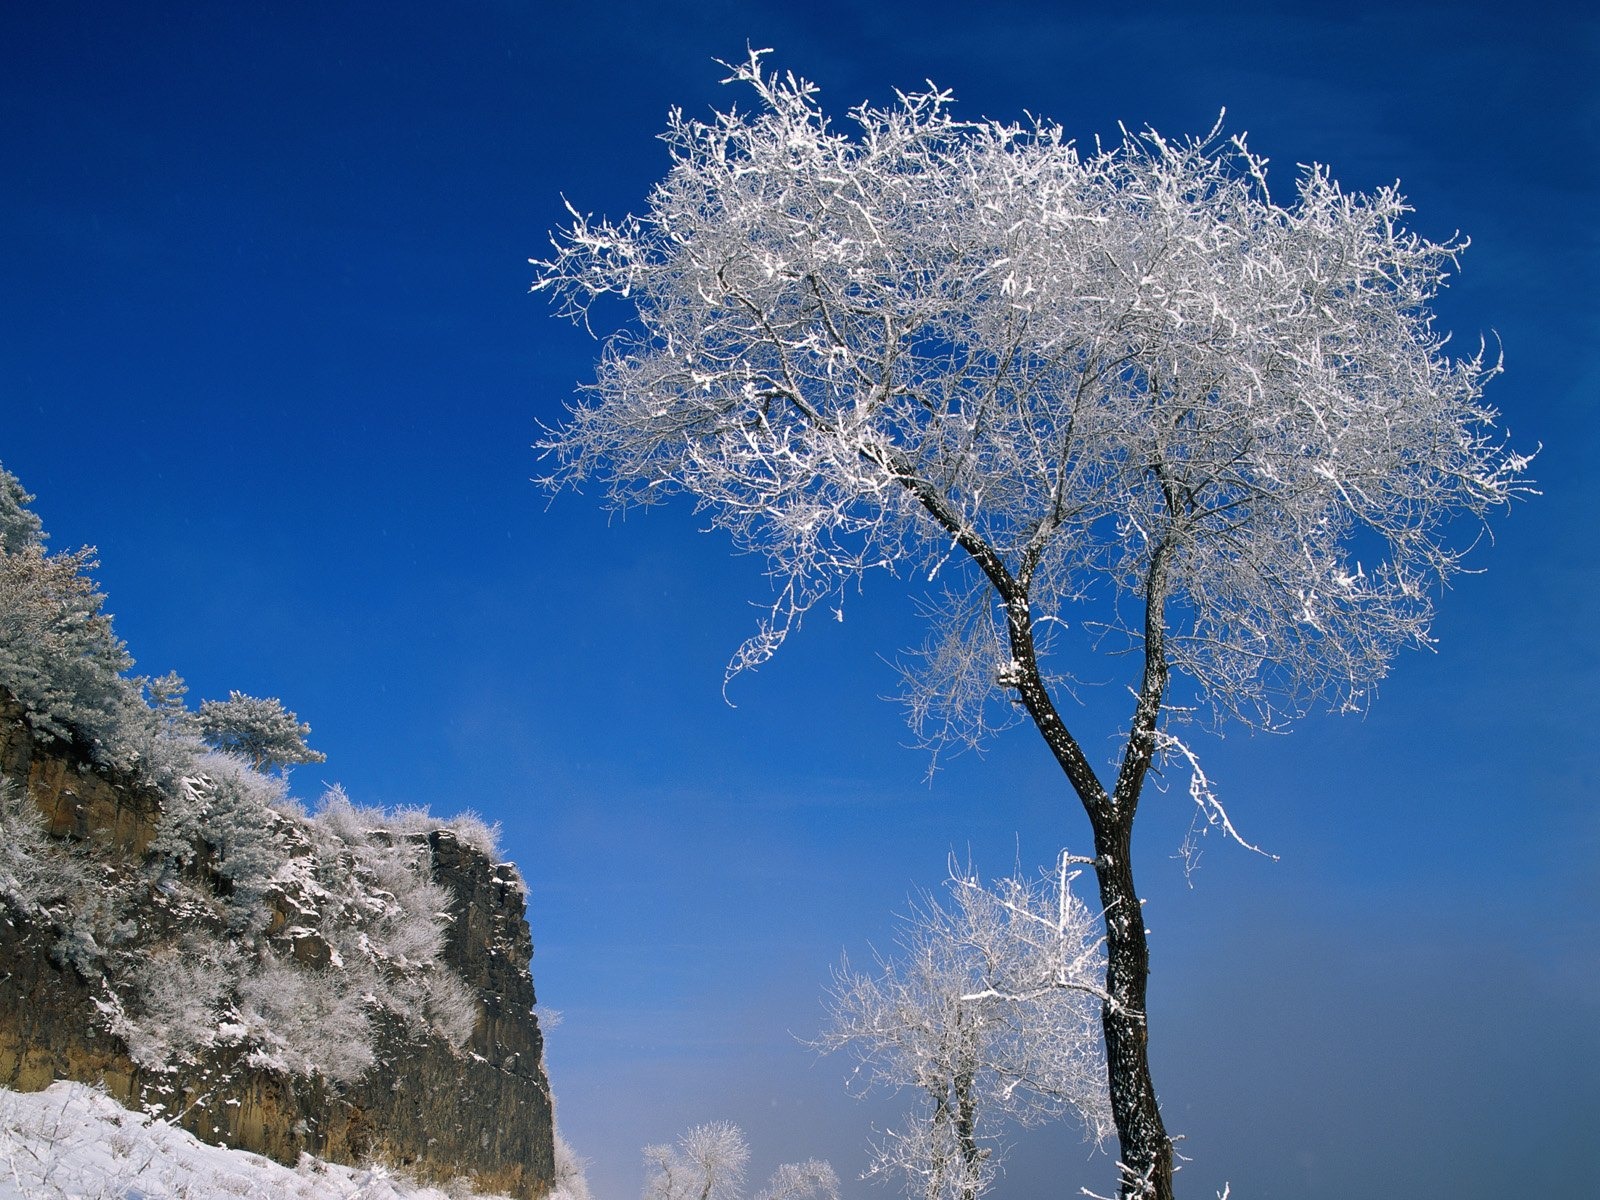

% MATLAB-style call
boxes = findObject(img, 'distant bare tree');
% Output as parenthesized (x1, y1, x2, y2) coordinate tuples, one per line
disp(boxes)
(644, 1122, 837, 1200)
(536, 51, 1531, 1196)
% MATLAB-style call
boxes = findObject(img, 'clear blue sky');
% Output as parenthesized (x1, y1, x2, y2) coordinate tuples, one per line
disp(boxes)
(3, 3, 1596, 1197)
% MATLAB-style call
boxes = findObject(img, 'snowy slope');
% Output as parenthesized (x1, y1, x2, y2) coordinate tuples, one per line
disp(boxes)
(0, 1082, 516, 1200)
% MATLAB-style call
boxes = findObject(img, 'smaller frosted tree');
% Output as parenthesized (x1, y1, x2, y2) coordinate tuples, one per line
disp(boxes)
(645, 1122, 750, 1200)
(197, 691, 326, 773)
(820, 857, 1112, 1200)
(644, 1123, 839, 1200)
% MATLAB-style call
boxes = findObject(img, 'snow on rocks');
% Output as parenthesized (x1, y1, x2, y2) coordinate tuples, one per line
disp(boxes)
(0, 1081, 515, 1200)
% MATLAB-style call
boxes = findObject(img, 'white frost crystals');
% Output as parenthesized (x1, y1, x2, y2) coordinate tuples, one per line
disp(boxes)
(534, 48, 1531, 743)
(642, 1121, 840, 1200)
(818, 857, 1112, 1200)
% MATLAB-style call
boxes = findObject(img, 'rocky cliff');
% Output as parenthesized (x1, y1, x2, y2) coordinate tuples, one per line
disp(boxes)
(0, 695, 555, 1198)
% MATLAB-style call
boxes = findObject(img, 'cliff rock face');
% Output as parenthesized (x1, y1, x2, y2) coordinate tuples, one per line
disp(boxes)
(0, 698, 555, 1198)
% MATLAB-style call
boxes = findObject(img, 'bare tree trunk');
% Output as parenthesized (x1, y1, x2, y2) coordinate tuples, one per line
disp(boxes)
(956, 1061, 982, 1200)
(1090, 816, 1174, 1200)
(899, 483, 1178, 1198)
(990, 582, 1175, 1197)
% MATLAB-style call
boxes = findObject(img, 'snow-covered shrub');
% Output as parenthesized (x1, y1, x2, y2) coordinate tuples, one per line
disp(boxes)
(384, 804, 503, 860)
(235, 956, 377, 1084)
(0, 775, 88, 914)
(1, 774, 144, 991)
(305, 787, 479, 1050)
(115, 937, 242, 1071)
(47, 872, 136, 979)
(383, 967, 480, 1047)
(112, 773, 480, 1079)
(187, 753, 293, 927)
(321, 794, 504, 871)
(549, 1131, 594, 1200)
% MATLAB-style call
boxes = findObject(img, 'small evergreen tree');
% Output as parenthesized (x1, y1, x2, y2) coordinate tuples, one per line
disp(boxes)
(0, 462, 137, 761)
(197, 691, 326, 772)
(0, 464, 45, 555)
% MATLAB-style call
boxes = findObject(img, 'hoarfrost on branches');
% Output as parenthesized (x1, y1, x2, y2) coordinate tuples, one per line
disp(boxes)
(643, 1121, 750, 1200)
(535, 49, 1529, 745)
(534, 50, 1532, 1198)
(819, 856, 1111, 1200)
(642, 1123, 838, 1200)
(197, 691, 326, 774)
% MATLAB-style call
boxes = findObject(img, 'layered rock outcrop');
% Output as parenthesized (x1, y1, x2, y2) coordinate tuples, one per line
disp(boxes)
(0, 696, 555, 1198)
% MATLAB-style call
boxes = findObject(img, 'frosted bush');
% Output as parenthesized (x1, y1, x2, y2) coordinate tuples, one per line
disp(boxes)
(358, 839, 453, 965)
(0, 775, 88, 914)
(550, 1131, 594, 1200)
(236, 956, 377, 1083)
(383, 968, 480, 1048)
(439, 810, 502, 860)
(188, 753, 293, 925)
(116, 938, 241, 1070)
(349, 798, 504, 861)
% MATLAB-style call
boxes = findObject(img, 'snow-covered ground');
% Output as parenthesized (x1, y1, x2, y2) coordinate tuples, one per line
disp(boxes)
(0, 1082, 514, 1200)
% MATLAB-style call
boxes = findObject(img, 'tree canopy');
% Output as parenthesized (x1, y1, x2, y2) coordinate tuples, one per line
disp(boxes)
(537, 52, 1526, 741)
(197, 691, 326, 773)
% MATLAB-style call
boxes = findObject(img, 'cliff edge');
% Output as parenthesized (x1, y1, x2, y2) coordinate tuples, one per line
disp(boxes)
(0, 692, 555, 1198)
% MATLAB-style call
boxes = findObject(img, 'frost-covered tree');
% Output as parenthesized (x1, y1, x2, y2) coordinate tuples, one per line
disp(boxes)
(821, 857, 1111, 1200)
(643, 1123, 837, 1200)
(197, 691, 326, 773)
(0, 465, 137, 762)
(535, 53, 1532, 1197)
(0, 464, 44, 555)
(644, 1122, 749, 1200)
(755, 1160, 842, 1200)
